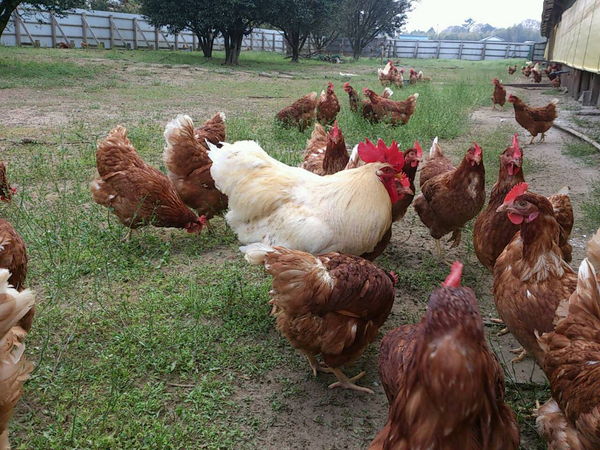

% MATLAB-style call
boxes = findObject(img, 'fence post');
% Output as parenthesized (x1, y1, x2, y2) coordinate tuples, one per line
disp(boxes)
(154, 27, 159, 49)
(81, 12, 87, 46)
(481, 42, 487, 60)
(436, 40, 441, 58)
(504, 43, 510, 58)
(13, 13, 21, 46)
(260, 32, 264, 51)
(132, 17, 138, 49)
(192, 34, 197, 51)
(174, 33, 178, 50)
(458, 42, 463, 59)
(413, 41, 419, 58)
(250, 33, 254, 50)
(50, 13, 57, 47)
(108, 15, 114, 49)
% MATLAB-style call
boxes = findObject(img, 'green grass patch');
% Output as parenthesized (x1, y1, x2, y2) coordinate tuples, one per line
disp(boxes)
(563, 141, 600, 165)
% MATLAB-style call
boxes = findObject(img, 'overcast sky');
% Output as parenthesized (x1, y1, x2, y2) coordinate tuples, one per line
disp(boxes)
(404, 0, 544, 32)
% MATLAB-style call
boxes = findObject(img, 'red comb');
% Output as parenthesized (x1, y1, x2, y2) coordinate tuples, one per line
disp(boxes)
(330, 121, 340, 138)
(512, 134, 521, 158)
(414, 141, 423, 158)
(198, 215, 208, 225)
(343, 82, 350, 88)
(358, 138, 405, 171)
(503, 182, 528, 205)
(473, 143, 482, 157)
(442, 261, 463, 287)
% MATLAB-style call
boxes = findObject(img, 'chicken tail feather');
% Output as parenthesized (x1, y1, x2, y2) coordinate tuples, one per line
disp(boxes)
(429, 136, 442, 158)
(586, 228, 600, 273)
(240, 243, 276, 265)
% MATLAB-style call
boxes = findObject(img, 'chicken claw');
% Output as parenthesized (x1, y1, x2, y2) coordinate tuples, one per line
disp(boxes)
(497, 327, 509, 336)
(303, 352, 333, 376)
(328, 369, 374, 394)
(448, 229, 462, 248)
(510, 347, 528, 363)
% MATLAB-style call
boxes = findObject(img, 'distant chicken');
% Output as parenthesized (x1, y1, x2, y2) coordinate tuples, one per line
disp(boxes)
(508, 65, 517, 75)
(0, 162, 16, 203)
(342, 83, 392, 114)
(551, 76, 561, 88)
(163, 113, 228, 221)
(408, 68, 418, 84)
(536, 230, 600, 449)
(276, 92, 318, 131)
(241, 244, 396, 393)
(378, 60, 404, 87)
(316, 82, 340, 125)
(208, 138, 412, 256)
(362, 89, 419, 126)
(370, 262, 520, 450)
(416, 70, 431, 82)
(491, 78, 506, 109)
(532, 67, 543, 83)
(91, 126, 206, 239)
(493, 183, 577, 364)
(414, 140, 485, 255)
(0, 269, 35, 450)
(301, 121, 348, 176)
(509, 95, 558, 144)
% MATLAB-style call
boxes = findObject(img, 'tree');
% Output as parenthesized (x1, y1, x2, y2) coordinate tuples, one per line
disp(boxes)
(0, 0, 84, 37)
(462, 17, 474, 32)
(140, 0, 217, 57)
(88, 0, 141, 13)
(213, 0, 266, 65)
(264, 0, 339, 62)
(340, 0, 412, 60)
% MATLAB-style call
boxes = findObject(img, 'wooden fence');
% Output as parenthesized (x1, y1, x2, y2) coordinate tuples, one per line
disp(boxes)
(1, 8, 286, 52)
(329, 37, 538, 61)
(1, 8, 542, 61)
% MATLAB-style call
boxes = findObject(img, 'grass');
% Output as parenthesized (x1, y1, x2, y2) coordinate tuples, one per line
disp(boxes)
(563, 141, 600, 165)
(0, 46, 554, 448)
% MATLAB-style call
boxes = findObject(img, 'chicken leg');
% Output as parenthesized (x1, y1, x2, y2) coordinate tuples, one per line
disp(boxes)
(510, 346, 528, 363)
(328, 368, 374, 394)
(448, 229, 462, 248)
(303, 352, 333, 376)
(540, 132, 546, 143)
(529, 135, 536, 145)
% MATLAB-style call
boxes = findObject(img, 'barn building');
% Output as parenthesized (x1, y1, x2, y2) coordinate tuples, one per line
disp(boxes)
(541, 0, 600, 105)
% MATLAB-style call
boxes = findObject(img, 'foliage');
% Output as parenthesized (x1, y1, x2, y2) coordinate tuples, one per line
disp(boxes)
(140, 0, 217, 57)
(264, 0, 340, 62)
(0, 0, 84, 37)
(87, 0, 141, 13)
(407, 19, 543, 43)
(340, 0, 412, 60)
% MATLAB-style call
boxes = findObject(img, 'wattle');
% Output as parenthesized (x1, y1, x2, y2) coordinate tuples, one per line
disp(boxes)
(507, 213, 524, 225)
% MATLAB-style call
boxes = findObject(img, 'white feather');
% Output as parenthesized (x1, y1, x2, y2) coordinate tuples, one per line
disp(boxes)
(240, 243, 275, 265)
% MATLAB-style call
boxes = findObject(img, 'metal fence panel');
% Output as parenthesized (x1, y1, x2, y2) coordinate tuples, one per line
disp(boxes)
(1, 7, 541, 61)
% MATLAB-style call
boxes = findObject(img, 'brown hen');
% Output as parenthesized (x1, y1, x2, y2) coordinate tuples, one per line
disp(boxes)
(362, 89, 419, 125)
(536, 230, 600, 449)
(163, 114, 228, 220)
(508, 94, 558, 144)
(0, 162, 16, 203)
(91, 125, 206, 238)
(413, 140, 485, 253)
(300, 121, 348, 176)
(370, 262, 520, 450)
(493, 183, 577, 364)
(241, 244, 396, 393)
(491, 78, 506, 109)
(316, 82, 340, 125)
(276, 92, 318, 131)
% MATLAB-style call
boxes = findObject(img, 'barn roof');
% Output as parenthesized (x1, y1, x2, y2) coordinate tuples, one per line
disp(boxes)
(541, 0, 574, 37)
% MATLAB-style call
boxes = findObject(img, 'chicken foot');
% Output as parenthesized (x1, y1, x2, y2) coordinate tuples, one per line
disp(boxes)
(448, 229, 461, 248)
(328, 368, 374, 394)
(303, 352, 334, 377)
(510, 346, 528, 363)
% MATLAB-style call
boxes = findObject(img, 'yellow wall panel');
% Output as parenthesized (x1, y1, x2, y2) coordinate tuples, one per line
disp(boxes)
(550, 0, 600, 73)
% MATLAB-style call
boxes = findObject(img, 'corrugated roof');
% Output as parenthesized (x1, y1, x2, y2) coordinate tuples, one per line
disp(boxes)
(541, 0, 574, 37)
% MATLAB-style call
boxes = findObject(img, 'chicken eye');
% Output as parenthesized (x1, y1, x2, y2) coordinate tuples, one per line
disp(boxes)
(517, 200, 528, 207)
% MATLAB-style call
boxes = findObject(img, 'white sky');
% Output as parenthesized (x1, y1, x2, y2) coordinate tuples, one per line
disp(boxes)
(404, 0, 544, 32)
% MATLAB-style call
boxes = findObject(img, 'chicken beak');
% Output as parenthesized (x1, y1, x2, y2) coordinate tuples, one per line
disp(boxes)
(496, 203, 510, 213)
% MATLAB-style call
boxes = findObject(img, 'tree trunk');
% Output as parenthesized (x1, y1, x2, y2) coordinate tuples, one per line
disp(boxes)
(223, 30, 243, 65)
(0, 0, 20, 38)
(283, 30, 309, 63)
(196, 31, 215, 58)
(352, 38, 362, 60)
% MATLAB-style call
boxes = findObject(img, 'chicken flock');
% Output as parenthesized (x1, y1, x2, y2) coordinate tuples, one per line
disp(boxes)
(1, 58, 598, 450)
